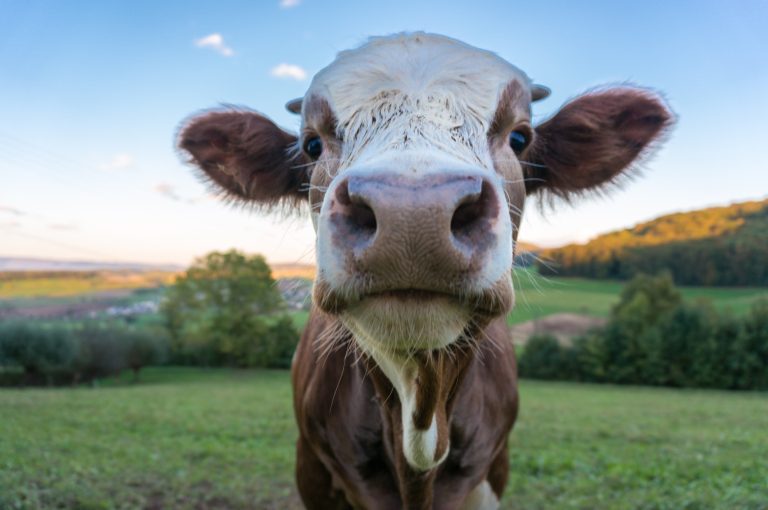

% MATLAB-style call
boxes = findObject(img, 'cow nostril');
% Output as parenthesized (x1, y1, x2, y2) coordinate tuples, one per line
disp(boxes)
(349, 202, 377, 233)
(450, 181, 497, 243)
(451, 199, 483, 232)
(332, 178, 378, 243)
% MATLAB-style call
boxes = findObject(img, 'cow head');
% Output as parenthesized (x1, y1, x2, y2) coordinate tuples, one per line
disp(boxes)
(180, 32, 672, 469)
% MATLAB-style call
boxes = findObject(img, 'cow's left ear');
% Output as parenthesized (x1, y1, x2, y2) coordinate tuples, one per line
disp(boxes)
(524, 87, 673, 197)
(179, 109, 309, 207)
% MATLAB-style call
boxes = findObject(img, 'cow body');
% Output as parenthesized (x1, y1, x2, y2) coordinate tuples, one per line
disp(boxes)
(293, 313, 517, 509)
(179, 32, 672, 509)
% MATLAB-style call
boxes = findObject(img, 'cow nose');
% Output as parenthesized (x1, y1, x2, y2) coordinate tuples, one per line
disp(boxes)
(332, 177, 379, 248)
(328, 172, 500, 277)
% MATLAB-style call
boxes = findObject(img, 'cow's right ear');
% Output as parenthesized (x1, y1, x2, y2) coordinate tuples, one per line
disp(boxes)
(179, 109, 309, 206)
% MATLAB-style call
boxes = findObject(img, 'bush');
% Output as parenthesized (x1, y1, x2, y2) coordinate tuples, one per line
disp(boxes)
(654, 303, 717, 387)
(611, 272, 681, 329)
(518, 274, 768, 391)
(264, 316, 300, 369)
(518, 335, 570, 380)
(0, 321, 170, 386)
(0, 322, 76, 384)
(70, 324, 129, 381)
(732, 298, 768, 390)
(125, 328, 168, 380)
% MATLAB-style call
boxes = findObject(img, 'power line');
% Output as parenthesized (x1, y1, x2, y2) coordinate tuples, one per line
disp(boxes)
(0, 130, 107, 176)
(1, 228, 115, 260)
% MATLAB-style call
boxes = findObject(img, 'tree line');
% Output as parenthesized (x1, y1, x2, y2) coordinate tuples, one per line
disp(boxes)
(539, 199, 768, 286)
(519, 273, 768, 390)
(0, 250, 301, 386)
(0, 321, 167, 385)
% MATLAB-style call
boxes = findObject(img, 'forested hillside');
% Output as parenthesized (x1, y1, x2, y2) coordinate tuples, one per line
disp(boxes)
(539, 199, 768, 286)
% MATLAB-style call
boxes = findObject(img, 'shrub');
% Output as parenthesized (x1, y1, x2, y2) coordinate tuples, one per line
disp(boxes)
(70, 324, 129, 381)
(125, 328, 169, 381)
(569, 332, 607, 382)
(732, 298, 768, 390)
(518, 335, 570, 380)
(264, 316, 300, 369)
(654, 303, 715, 387)
(0, 322, 76, 384)
(611, 272, 681, 330)
(518, 274, 768, 391)
(0, 320, 172, 386)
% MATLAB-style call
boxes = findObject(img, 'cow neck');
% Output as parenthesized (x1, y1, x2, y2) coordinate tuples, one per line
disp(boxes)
(363, 341, 474, 496)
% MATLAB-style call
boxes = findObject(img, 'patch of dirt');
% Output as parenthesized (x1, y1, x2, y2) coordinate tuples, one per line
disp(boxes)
(510, 313, 607, 346)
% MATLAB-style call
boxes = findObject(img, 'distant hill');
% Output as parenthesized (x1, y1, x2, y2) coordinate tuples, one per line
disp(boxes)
(539, 199, 768, 286)
(516, 241, 539, 253)
(270, 263, 316, 279)
(0, 257, 182, 273)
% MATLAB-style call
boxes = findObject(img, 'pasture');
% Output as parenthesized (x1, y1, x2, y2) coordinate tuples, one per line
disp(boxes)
(1, 269, 766, 328)
(1, 368, 766, 510)
(0, 272, 176, 299)
(508, 270, 767, 324)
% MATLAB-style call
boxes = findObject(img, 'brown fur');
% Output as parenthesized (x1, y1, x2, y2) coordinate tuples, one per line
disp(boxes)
(292, 311, 518, 509)
(179, 109, 310, 207)
(525, 88, 673, 197)
(179, 82, 672, 510)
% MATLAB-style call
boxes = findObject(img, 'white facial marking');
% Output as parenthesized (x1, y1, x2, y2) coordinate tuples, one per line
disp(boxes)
(305, 33, 531, 356)
(343, 297, 469, 352)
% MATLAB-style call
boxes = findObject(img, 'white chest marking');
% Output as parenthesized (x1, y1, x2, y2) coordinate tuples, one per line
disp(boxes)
(370, 350, 449, 471)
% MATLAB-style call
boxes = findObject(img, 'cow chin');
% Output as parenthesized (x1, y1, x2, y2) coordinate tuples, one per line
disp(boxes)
(342, 294, 471, 353)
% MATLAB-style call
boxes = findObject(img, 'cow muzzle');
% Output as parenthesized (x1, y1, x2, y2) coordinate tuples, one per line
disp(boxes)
(314, 170, 514, 347)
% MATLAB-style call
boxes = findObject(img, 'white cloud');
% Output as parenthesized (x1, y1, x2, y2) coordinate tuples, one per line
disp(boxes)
(188, 193, 217, 205)
(48, 223, 78, 231)
(154, 183, 211, 205)
(101, 153, 134, 171)
(270, 63, 307, 81)
(154, 183, 182, 202)
(194, 33, 234, 57)
(279, 0, 301, 8)
(0, 205, 25, 216)
(0, 220, 21, 229)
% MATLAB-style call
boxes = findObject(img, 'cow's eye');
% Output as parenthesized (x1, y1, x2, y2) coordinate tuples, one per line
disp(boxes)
(508, 130, 529, 154)
(303, 136, 323, 160)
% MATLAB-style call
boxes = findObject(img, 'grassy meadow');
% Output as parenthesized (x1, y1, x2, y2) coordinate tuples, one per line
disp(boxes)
(2, 269, 767, 508)
(0, 368, 766, 510)
(269, 271, 768, 332)
(508, 269, 767, 324)
(0, 272, 177, 299)
(1, 269, 766, 328)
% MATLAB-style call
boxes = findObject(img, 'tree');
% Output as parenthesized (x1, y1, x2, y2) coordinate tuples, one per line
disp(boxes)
(0, 322, 76, 384)
(125, 328, 168, 381)
(518, 335, 570, 380)
(733, 298, 768, 389)
(611, 272, 681, 329)
(161, 250, 295, 367)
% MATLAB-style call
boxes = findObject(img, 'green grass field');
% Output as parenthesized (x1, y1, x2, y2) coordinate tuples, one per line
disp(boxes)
(283, 273, 768, 332)
(508, 269, 768, 325)
(1, 368, 766, 510)
(0, 272, 176, 299)
(2, 270, 766, 331)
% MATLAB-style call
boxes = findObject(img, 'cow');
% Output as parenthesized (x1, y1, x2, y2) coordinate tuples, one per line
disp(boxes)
(179, 32, 672, 509)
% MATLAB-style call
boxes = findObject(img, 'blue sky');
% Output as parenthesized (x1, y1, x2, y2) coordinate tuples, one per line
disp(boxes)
(1, 0, 766, 265)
